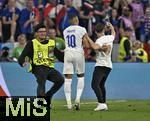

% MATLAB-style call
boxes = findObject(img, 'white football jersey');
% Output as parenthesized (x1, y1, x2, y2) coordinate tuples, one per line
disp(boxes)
(63, 25, 87, 53)
(95, 35, 115, 68)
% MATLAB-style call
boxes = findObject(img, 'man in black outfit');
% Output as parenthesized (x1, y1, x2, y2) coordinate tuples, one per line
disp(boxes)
(18, 23, 64, 109)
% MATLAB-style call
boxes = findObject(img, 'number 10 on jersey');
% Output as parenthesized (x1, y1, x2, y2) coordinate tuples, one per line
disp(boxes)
(66, 34, 76, 48)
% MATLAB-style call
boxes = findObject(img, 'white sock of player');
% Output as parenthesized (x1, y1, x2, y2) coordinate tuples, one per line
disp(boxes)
(75, 77, 84, 103)
(64, 78, 72, 109)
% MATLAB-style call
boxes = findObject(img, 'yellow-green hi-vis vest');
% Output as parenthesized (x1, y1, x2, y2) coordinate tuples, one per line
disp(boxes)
(136, 48, 148, 63)
(117, 37, 130, 62)
(29, 39, 55, 72)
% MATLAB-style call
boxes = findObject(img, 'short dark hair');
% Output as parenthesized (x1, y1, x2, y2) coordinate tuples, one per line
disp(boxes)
(34, 23, 46, 32)
(95, 23, 105, 33)
(68, 14, 77, 21)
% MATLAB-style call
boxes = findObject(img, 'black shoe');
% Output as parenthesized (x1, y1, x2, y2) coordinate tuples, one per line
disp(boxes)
(74, 103, 80, 110)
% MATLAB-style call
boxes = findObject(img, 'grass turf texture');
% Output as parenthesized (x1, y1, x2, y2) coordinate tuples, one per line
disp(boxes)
(51, 100, 150, 121)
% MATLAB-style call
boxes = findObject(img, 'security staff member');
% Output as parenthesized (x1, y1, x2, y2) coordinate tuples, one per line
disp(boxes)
(117, 27, 132, 62)
(18, 23, 64, 108)
(132, 41, 148, 63)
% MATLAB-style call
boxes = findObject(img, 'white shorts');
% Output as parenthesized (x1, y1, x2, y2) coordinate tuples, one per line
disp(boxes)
(63, 51, 85, 74)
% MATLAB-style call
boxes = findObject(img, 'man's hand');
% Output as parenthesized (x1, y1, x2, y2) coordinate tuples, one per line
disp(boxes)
(101, 44, 111, 55)
(22, 62, 27, 67)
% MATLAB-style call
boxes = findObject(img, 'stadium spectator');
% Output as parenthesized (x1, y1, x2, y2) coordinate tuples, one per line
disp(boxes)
(0, 19, 2, 43)
(117, 27, 132, 62)
(43, 0, 64, 30)
(19, 0, 40, 41)
(132, 40, 148, 62)
(36, 0, 45, 22)
(58, 0, 79, 35)
(144, 40, 150, 62)
(2, 0, 20, 43)
(0, 0, 7, 42)
(18, 23, 64, 109)
(113, 0, 129, 16)
(0, 46, 13, 62)
(11, 34, 26, 61)
(79, 0, 104, 37)
(72, 0, 82, 12)
(87, 22, 115, 111)
(119, 6, 136, 42)
(110, 8, 120, 43)
(16, 0, 26, 10)
(79, 0, 93, 36)
(102, 0, 112, 17)
(141, 0, 150, 11)
(129, 0, 144, 40)
(144, 7, 150, 42)
(48, 27, 65, 51)
(33, 0, 47, 7)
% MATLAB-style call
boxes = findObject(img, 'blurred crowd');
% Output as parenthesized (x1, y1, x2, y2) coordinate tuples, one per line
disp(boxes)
(0, 0, 150, 62)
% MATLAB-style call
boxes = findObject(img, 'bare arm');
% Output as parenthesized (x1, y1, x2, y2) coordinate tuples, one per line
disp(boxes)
(82, 33, 90, 48)
(84, 34, 102, 50)
(85, 34, 111, 54)
(107, 22, 116, 37)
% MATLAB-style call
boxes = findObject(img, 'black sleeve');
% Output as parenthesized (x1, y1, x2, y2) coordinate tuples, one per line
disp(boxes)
(54, 47, 64, 62)
(124, 39, 131, 56)
(18, 41, 33, 67)
(138, 50, 144, 56)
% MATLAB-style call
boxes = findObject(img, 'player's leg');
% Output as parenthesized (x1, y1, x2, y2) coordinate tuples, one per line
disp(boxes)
(75, 53, 85, 110)
(75, 73, 84, 110)
(64, 74, 73, 110)
(46, 68, 64, 108)
(63, 53, 74, 109)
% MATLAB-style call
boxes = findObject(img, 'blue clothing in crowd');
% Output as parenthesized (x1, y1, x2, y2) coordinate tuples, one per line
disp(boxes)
(60, 7, 79, 31)
(2, 7, 20, 22)
(19, 8, 32, 34)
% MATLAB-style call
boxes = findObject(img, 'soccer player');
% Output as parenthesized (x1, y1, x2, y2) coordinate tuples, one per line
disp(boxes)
(63, 14, 90, 110)
(18, 23, 64, 109)
(87, 22, 115, 111)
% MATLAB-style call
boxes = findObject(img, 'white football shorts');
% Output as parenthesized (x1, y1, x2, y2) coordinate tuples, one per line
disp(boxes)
(63, 51, 85, 74)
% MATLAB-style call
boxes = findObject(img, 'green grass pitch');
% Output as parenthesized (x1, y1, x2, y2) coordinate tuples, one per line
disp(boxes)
(51, 100, 150, 121)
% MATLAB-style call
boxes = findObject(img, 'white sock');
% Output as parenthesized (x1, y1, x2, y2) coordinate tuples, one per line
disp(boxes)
(75, 77, 84, 103)
(64, 78, 72, 108)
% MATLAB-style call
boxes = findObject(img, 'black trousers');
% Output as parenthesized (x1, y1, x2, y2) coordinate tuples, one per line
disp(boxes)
(91, 66, 111, 103)
(33, 66, 64, 103)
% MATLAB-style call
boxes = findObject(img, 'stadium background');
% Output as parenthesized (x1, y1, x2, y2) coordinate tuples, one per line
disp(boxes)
(0, 62, 150, 100)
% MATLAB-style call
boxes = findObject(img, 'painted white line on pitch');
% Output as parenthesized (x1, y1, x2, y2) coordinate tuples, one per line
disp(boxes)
(60, 102, 97, 107)
(60, 100, 127, 107)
